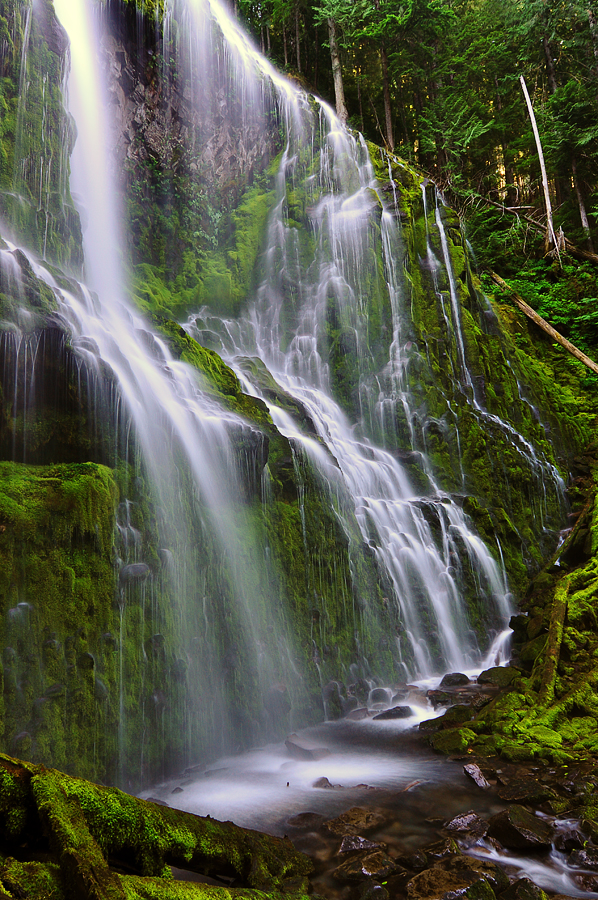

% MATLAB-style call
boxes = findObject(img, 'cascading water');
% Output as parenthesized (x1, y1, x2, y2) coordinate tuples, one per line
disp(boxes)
(0, 0, 570, 786)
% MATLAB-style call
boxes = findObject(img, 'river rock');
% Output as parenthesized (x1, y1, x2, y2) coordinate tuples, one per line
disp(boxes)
(345, 707, 370, 721)
(569, 847, 598, 870)
(369, 687, 391, 705)
(439, 672, 470, 687)
(406, 863, 493, 900)
(286, 811, 326, 830)
(326, 807, 388, 836)
(445, 811, 489, 845)
(285, 733, 331, 761)
(426, 690, 453, 709)
(373, 705, 413, 720)
(554, 826, 584, 852)
(497, 778, 557, 804)
(357, 883, 389, 900)
(333, 850, 398, 882)
(499, 877, 548, 900)
(487, 805, 553, 850)
(313, 776, 342, 789)
(339, 835, 387, 854)
(407, 855, 508, 899)
(463, 763, 491, 789)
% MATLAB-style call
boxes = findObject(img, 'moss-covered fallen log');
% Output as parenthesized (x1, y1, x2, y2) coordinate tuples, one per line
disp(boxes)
(0, 754, 312, 900)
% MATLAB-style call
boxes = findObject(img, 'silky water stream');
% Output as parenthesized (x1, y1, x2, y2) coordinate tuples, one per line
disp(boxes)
(3, 0, 587, 894)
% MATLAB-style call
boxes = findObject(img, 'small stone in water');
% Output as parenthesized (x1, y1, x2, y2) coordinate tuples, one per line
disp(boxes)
(463, 763, 491, 789)
(313, 776, 342, 790)
(147, 797, 169, 806)
(373, 705, 413, 720)
(171, 786, 184, 794)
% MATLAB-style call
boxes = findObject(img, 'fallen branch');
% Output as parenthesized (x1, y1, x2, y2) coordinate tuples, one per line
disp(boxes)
(488, 270, 598, 376)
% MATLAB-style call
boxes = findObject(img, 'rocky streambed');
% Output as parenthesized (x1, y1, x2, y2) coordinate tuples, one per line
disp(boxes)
(146, 670, 598, 900)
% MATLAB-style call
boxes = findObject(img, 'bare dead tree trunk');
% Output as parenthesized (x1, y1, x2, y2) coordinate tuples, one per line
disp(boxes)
(328, 18, 348, 123)
(520, 75, 559, 259)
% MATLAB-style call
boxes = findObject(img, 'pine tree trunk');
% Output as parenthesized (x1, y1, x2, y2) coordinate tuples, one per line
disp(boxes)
(283, 26, 288, 67)
(328, 18, 348, 123)
(295, 6, 301, 73)
(380, 44, 394, 151)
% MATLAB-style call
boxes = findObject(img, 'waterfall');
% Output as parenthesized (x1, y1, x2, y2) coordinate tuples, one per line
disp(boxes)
(0, 0, 570, 784)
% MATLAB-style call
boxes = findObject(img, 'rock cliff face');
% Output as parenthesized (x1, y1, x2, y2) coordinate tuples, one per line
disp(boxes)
(0, 0, 595, 788)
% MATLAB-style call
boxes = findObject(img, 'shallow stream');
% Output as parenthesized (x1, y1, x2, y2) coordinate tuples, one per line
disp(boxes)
(142, 685, 598, 899)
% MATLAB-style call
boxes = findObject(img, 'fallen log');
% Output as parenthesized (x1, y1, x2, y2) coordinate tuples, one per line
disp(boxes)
(488, 271, 598, 376)
(0, 754, 312, 900)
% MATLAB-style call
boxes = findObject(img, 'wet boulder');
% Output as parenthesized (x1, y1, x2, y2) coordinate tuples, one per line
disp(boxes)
(445, 811, 489, 846)
(339, 835, 387, 855)
(477, 666, 519, 688)
(286, 812, 326, 830)
(440, 673, 470, 687)
(373, 705, 413, 720)
(285, 733, 330, 761)
(499, 877, 548, 900)
(569, 847, 598, 870)
(333, 850, 398, 882)
(463, 763, 491, 789)
(487, 805, 552, 850)
(119, 562, 150, 582)
(326, 807, 388, 836)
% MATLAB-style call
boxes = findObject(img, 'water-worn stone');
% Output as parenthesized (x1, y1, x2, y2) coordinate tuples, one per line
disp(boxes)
(119, 562, 150, 582)
(487, 805, 553, 850)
